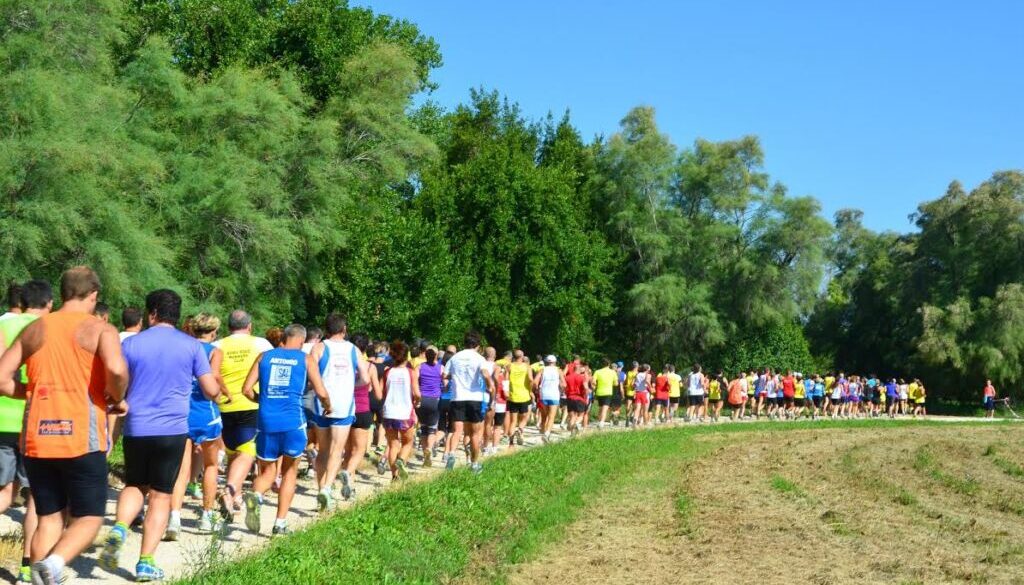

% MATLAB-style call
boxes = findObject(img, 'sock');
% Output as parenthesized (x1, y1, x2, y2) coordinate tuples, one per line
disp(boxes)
(169, 510, 181, 524)
(43, 554, 64, 573)
(114, 521, 129, 536)
(21, 556, 29, 568)
(140, 554, 155, 566)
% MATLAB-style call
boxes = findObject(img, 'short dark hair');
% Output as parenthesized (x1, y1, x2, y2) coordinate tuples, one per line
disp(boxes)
(94, 302, 110, 318)
(463, 330, 481, 349)
(121, 307, 143, 329)
(145, 289, 182, 326)
(5, 283, 22, 310)
(425, 347, 438, 364)
(306, 326, 323, 344)
(351, 333, 369, 354)
(228, 309, 251, 331)
(61, 266, 101, 301)
(19, 280, 52, 310)
(324, 313, 347, 336)
(283, 323, 306, 342)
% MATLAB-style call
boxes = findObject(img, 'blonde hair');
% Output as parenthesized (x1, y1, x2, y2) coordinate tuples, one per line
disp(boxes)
(189, 312, 221, 336)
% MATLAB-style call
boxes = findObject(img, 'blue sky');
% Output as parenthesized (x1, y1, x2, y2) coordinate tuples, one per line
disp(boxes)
(360, 1, 1023, 232)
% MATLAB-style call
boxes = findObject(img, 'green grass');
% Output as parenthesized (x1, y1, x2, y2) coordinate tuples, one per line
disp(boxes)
(174, 418, 989, 585)
(769, 474, 805, 497)
(914, 445, 979, 495)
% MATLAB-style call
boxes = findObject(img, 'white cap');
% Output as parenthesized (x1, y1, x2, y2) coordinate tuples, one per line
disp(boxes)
(545, 354, 557, 364)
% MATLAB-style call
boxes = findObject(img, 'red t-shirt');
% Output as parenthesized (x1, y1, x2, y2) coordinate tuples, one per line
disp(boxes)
(565, 372, 587, 402)
(655, 374, 670, 400)
(782, 376, 795, 398)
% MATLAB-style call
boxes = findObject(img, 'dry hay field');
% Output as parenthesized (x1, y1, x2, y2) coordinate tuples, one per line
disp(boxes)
(505, 423, 1024, 585)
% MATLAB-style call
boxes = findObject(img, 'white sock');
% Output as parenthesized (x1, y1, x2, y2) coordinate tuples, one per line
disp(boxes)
(43, 554, 65, 573)
(170, 510, 181, 523)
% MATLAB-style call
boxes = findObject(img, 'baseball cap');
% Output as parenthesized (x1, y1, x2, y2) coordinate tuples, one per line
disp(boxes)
(545, 355, 557, 364)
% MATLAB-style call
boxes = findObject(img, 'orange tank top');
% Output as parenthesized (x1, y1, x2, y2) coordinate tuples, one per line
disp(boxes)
(22, 312, 109, 458)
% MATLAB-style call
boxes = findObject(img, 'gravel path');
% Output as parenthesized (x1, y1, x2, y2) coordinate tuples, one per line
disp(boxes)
(0, 414, 1011, 583)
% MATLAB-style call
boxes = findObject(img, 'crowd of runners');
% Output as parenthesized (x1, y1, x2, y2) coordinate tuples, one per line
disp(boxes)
(0, 267, 994, 584)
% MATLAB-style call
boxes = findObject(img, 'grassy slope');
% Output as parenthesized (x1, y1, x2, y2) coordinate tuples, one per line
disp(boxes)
(173, 420, 994, 585)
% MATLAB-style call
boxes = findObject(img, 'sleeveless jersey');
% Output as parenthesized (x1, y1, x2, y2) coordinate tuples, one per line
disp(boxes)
(188, 342, 220, 432)
(317, 339, 358, 420)
(257, 347, 308, 432)
(22, 312, 108, 458)
(382, 366, 414, 421)
(508, 362, 532, 402)
(539, 366, 561, 402)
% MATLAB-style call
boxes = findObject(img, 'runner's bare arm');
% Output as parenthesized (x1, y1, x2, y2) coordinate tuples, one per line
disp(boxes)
(356, 357, 370, 387)
(305, 353, 332, 414)
(411, 366, 421, 404)
(197, 372, 220, 400)
(370, 364, 382, 402)
(97, 323, 129, 402)
(241, 355, 262, 401)
(209, 348, 230, 402)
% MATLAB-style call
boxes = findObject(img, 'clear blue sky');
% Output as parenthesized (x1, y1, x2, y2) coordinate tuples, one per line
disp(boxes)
(360, 0, 1023, 232)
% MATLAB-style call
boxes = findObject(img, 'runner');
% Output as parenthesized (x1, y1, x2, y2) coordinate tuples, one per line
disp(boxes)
(118, 307, 142, 342)
(592, 358, 617, 428)
(416, 347, 443, 464)
(480, 347, 497, 454)
(983, 379, 997, 419)
(667, 365, 682, 420)
(241, 324, 331, 535)
(180, 313, 224, 533)
(381, 341, 420, 480)
(487, 357, 508, 453)
(709, 370, 725, 422)
(101, 289, 221, 580)
(210, 310, 273, 522)
(912, 379, 927, 418)
(685, 365, 704, 422)
(368, 342, 389, 460)
(339, 334, 379, 500)
(533, 355, 565, 443)
(0, 266, 129, 585)
(727, 372, 746, 420)
(781, 370, 795, 419)
(0, 280, 50, 583)
(506, 350, 533, 445)
(632, 364, 652, 426)
(611, 362, 625, 425)
(564, 362, 588, 436)
(443, 332, 493, 473)
(309, 314, 367, 510)
(653, 365, 670, 423)
(1, 283, 22, 320)
(624, 362, 638, 427)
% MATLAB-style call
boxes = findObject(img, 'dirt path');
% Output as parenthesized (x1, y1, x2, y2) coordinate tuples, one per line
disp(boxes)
(505, 421, 1024, 585)
(0, 415, 1011, 583)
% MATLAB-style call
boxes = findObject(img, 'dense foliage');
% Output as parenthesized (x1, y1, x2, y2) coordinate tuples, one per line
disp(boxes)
(1, 1, 1018, 399)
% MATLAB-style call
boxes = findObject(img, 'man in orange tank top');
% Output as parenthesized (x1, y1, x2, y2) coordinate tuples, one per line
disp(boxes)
(0, 266, 129, 585)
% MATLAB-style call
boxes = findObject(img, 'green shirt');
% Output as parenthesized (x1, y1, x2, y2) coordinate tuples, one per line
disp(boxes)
(0, 313, 37, 433)
(593, 367, 618, 397)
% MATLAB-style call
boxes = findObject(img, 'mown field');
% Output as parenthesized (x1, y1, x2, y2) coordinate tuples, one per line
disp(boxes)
(171, 419, 1024, 585)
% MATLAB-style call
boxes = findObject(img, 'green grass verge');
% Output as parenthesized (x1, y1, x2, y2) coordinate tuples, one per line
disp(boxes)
(174, 419, 994, 585)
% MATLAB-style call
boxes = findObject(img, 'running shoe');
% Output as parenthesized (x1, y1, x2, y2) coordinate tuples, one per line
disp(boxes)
(340, 470, 353, 500)
(185, 482, 202, 499)
(18, 565, 29, 583)
(376, 457, 387, 476)
(135, 559, 165, 582)
(243, 492, 262, 533)
(396, 459, 409, 480)
(423, 452, 432, 468)
(470, 462, 483, 475)
(316, 490, 333, 512)
(163, 515, 181, 541)
(98, 524, 127, 571)
(272, 524, 291, 537)
(198, 510, 222, 533)
(219, 486, 236, 523)
(516, 429, 524, 446)
(445, 453, 456, 471)
(30, 560, 67, 585)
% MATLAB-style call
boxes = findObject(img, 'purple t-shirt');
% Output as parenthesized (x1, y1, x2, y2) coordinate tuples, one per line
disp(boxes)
(418, 362, 444, 399)
(122, 325, 211, 437)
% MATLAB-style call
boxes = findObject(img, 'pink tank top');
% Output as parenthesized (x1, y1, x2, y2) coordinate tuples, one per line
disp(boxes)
(354, 382, 370, 414)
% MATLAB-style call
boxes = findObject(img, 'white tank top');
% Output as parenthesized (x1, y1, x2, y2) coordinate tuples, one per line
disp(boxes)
(319, 339, 356, 419)
(688, 373, 704, 395)
(540, 366, 561, 401)
(382, 366, 414, 420)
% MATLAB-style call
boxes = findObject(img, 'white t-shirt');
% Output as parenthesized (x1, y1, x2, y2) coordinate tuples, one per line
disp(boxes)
(688, 373, 704, 396)
(383, 366, 414, 420)
(445, 348, 487, 402)
(119, 331, 138, 342)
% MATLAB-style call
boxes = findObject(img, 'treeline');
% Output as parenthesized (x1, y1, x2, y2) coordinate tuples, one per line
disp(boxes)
(1, 1, 1019, 401)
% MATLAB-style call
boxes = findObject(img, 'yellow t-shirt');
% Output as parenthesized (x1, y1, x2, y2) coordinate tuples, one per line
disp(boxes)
(410, 356, 426, 369)
(216, 334, 273, 413)
(508, 362, 532, 403)
(708, 379, 721, 400)
(667, 373, 682, 398)
(625, 370, 637, 397)
(496, 357, 512, 370)
(825, 376, 836, 392)
(794, 380, 806, 400)
(593, 367, 617, 397)
(530, 361, 543, 374)
(746, 375, 756, 395)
